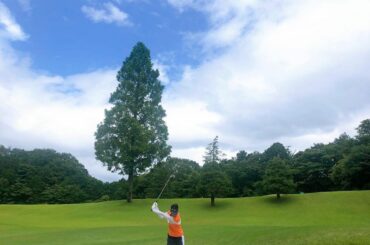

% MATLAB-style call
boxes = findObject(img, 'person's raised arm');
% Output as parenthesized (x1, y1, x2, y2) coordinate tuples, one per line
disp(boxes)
(151, 202, 178, 224)
(151, 202, 164, 218)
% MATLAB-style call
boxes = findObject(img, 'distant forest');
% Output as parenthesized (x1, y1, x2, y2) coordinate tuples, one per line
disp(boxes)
(0, 119, 369, 204)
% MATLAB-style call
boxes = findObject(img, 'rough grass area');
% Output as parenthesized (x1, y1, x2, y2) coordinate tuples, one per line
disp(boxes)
(1, 191, 370, 244)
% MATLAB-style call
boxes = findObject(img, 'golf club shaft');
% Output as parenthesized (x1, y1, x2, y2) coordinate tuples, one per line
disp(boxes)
(156, 174, 173, 202)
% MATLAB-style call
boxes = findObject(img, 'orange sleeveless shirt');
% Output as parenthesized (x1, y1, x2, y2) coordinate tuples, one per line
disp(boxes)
(167, 211, 184, 237)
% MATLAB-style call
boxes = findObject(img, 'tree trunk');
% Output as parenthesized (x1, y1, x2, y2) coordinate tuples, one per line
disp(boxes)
(277, 193, 280, 199)
(211, 194, 215, 207)
(127, 168, 134, 203)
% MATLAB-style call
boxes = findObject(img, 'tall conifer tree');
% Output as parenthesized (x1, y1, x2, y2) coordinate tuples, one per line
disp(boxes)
(95, 42, 171, 202)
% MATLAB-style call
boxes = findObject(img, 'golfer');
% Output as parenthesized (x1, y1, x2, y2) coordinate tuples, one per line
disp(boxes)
(152, 202, 185, 245)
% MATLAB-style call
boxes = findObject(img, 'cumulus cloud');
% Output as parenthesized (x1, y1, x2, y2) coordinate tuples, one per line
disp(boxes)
(81, 2, 131, 26)
(0, 52, 121, 180)
(164, 0, 370, 162)
(0, 1, 28, 40)
(1, 0, 370, 179)
(0, 2, 121, 181)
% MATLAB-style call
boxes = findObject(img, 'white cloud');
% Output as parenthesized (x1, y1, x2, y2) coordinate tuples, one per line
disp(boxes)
(164, 99, 221, 146)
(171, 146, 205, 164)
(81, 2, 131, 26)
(1, 0, 370, 181)
(164, 0, 370, 160)
(0, 1, 28, 40)
(169, 0, 261, 49)
(153, 60, 170, 85)
(0, 55, 121, 180)
(170, 142, 237, 165)
(0, 4, 121, 181)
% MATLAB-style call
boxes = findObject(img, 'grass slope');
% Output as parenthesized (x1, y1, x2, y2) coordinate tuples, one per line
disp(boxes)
(0, 191, 370, 245)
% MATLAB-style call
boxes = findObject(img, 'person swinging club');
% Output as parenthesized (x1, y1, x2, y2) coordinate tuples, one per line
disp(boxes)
(152, 202, 185, 245)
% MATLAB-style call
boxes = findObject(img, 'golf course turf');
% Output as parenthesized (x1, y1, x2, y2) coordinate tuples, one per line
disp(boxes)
(1, 190, 369, 244)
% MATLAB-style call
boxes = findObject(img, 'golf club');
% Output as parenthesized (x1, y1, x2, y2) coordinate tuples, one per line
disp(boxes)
(155, 174, 175, 202)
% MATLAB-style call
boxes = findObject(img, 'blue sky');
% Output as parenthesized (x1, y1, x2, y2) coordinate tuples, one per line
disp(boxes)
(2, 0, 207, 77)
(1, 0, 370, 181)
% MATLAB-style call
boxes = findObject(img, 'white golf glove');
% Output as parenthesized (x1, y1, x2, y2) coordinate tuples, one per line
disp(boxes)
(151, 202, 158, 211)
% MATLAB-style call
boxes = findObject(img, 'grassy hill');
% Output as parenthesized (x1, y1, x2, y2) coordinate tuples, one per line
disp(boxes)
(0, 191, 369, 244)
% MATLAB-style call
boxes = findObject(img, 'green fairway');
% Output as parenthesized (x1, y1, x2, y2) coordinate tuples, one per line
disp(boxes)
(1, 191, 370, 245)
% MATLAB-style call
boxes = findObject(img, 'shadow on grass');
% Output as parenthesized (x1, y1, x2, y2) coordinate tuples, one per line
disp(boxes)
(262, 195, 296, 205)
(199, 199, 233, 210)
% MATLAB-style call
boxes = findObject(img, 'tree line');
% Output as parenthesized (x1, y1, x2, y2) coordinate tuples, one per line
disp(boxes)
(128, 119, 370, 205)
(0, 118, 369, 205)
(0, 147, 124, 204)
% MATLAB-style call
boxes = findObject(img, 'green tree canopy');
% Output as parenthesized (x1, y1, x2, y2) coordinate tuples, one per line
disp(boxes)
(331, 145, 370, 189)
(0, 146, 106, 204)
(356, 119, 370, 144)
(261, 157, 296, 199)
(263, 142, 290, 162)
(199, 163, 232, 206)
(95, 42, 171, 202)
(203, 136, 224, 164)
(200, 137, 231, 206)
(236, 150, 247, 161)
(141, 157, 200, 198)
